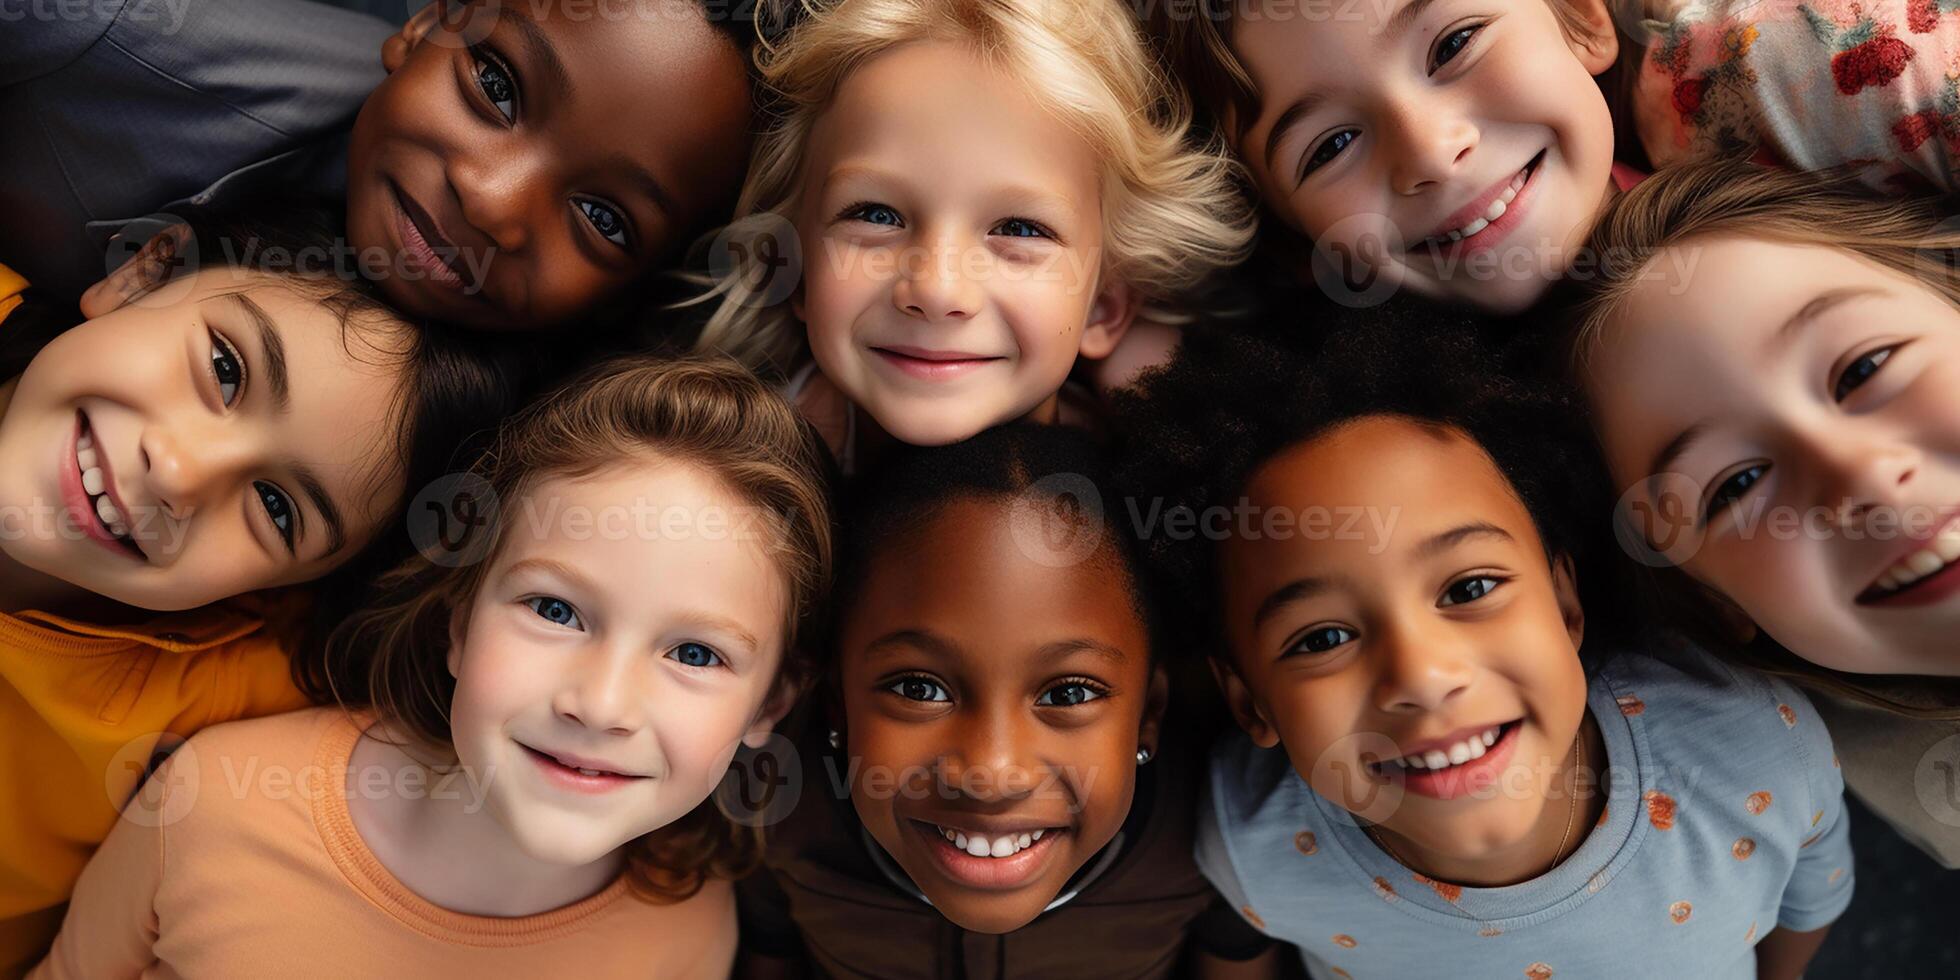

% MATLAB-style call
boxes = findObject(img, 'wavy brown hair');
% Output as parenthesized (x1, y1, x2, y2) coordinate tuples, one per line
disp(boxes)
(312, 354, 837, 901)
(1553, 159, 1960, 720)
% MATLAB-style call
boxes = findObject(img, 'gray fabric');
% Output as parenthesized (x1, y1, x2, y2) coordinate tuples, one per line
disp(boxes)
(0, 0, 393, 301)
(1197, 644, 1856, 979)
(1809, 689, 1960, 870)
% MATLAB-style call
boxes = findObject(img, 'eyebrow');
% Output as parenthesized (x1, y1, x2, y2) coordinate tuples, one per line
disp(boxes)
(1414, 521, 1515, 560)
(1252, 574, 1349, 631)
(503, 557, 762, 649)
(506, 12, 573, 100)
(1647, 419, 1711, 489)
(610, 155, 676, 221)
(1768, 286, 1888, 353)
(1260, 0, 1442, 181)
(1033, 638, 1133, 668)
(863, 628, 959, 663)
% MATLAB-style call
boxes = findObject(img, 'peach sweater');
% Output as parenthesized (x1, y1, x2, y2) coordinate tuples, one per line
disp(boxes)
(29, 708, 737, 979)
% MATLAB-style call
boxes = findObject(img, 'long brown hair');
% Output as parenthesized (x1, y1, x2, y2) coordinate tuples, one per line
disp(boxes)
(1558, 159, 1960, 719)
(310, 354, 836, 901)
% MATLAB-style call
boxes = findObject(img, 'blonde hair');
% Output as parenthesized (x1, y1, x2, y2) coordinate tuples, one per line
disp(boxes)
(1562, 158, 1960, 719)
(314, 355, 837, 901)
(689, 0, 1257, 373)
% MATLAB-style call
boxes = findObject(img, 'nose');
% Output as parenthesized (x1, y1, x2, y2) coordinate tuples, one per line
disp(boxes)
(1382, 98, 1479, 196)
(891, 227, 984, 322)
(937, 702, 1040, 804)
(1370, 614, 1476, 715)
(139, 420, 251, 520)
(551, 644, 645, 735)
(446, 145, 543, 254)
(1807, 434, 1921, 526)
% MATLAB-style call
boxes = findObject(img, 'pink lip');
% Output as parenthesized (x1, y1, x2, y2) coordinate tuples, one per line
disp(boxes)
(871, 346, 1002, 381)
(1416, 151, 1544, 261)
(61, 411, 144, 560)
(1856, 510, 1960, 607)
(519, 742, 648, 795)
(1388, 721, 1522, 802)
(908, 819, 1066, 891)
(389, 182, 469, 291)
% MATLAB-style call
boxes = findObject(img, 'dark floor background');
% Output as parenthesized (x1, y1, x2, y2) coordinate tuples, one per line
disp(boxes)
(1809, 796, 1960, 977)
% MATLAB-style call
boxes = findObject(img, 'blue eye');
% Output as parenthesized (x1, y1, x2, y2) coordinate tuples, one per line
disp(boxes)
(1834, 346, 1896, 401)
(526, 596, 582, 629)
(1439, 575, 1503, 606)
(576, 199, 630, 248)
(1301, 130, 1356, 181)
(471, 49, 516, 121)
(1431, 26, 1480, 72)
(843, 202, 903, 228)
(253, 480, 295, 547)
(1287, 625, 1356, 657)
(993, 218, 1050, 239)
(1705, 463, 1768, 523)
(668, 642, 722, 669)
(888, 676, 950, 702)
(1036, 681, 1105, 707)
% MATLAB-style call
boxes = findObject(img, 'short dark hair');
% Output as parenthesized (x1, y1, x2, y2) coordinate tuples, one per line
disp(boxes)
(831, 423, 1162, 666)
(1111, 298, 1624, 659)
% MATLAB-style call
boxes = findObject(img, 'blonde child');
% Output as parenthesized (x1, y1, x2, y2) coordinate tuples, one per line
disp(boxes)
(0, 205, 517, 976)
(1553, 158, 1960, 866)
(692, 0, 1255, 469)
(30, 356, 834, 978)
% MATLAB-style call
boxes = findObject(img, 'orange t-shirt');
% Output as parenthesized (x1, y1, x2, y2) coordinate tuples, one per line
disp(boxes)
(28, 707, 738, 979)
(0, 595, 312, 979)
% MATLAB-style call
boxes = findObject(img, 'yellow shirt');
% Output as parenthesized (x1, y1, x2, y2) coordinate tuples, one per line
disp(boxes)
(0, 265, 23, 323)
(0, 595, 313, 980)
(29, 708, 737, 980)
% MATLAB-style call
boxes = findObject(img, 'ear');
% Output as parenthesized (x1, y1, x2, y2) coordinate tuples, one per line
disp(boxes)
(446, 600, 469, 680)
(1550, 553, 1587, 652)
(1562, 0, 1621, 75)
(383, 0, 453, 73)
(1077, 277, 1140, 361)
(1136, 663, 1171, 759)
(81, 224, 194, 318)
(742, 661, 809, 750)
(1208, 655, 1281, 749)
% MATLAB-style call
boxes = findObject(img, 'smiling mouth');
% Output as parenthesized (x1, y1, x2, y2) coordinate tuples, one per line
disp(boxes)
(1370, 720, 1521, 775)
(389, 182, 472, 290)
(1418, 151, 1544, 251)
(73, 411, 145, 560)
(929, 823, 1052, 859)
(1858, 515, 1960, 603)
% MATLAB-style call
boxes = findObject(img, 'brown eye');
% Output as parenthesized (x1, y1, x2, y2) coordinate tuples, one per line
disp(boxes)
(209, 331, 244, 406)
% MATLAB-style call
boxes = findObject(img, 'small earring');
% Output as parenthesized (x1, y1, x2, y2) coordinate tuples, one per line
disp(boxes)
(827, 729, 842, 749)
(1135, 746, 1153, 765)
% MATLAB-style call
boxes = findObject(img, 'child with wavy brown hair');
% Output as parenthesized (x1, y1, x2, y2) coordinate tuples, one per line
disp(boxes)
(30, 356, 835, 979)
(1550, 158, 1960, 866)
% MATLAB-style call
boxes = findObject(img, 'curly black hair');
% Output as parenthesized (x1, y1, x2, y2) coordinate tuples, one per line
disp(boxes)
(1109, 296, 1627, 661)
(830, 423, 1161, 668)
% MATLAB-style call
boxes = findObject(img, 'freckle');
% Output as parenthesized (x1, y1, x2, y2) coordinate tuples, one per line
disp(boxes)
(1525, 963, 1554, 980)
(1745, 791, 1772, 815)
(1669, 900, 1692, 924)
(1295, 830, 1318, 855)
(1778, 704, 1797, 727)
(1643, 790, 1677, 830)
(1332, 934, 1358, 948)
(1732, 838, 1756, 860)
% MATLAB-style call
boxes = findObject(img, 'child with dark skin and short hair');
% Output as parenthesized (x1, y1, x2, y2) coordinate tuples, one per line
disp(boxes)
(1114, 313, 1853, 979)
(1, 0, 755, 330)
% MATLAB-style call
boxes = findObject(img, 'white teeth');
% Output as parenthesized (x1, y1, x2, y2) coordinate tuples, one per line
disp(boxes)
(1873, 524, 1960, 593)
(1396, 726, 1505, 771)
(95, 494, 123, 528)
(78, 432, 93, 452)
(937, 825, 1045, 858)
(81, 466, 104, 496)
(1428, 165, 1528, 245)
(77, 446, 97, 470)
(576, 767, 603, 777)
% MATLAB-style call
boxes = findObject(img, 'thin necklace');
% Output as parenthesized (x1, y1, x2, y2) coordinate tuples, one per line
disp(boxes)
(1365, 727, 1585, 882)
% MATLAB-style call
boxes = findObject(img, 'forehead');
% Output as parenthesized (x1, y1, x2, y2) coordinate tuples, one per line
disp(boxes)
(1230, 416, 1537, 571)
(498, 5, 751, 192)
(500, 463, 789, 630)
(806, 41, 1101, 199)
(845, 497, 1145, 656)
